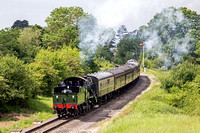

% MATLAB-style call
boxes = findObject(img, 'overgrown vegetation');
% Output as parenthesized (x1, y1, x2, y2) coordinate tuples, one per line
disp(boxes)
(100, 70, 200, 133)
(160, 62, 200, 116)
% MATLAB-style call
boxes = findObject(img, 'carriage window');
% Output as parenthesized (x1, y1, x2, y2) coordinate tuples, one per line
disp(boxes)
(107, 79, 110, 84)
(100, 83, 102, 87)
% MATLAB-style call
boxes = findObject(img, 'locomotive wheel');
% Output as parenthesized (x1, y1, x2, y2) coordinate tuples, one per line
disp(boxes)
(75, 110, 79, 116)
(80, 106, 84, 114)
(86, 105, 88, 112)
(77, 107, 81, 115)
(87, 104, 91, 111)
(109, 93, 113, 99)
(57, 114, 62, 119)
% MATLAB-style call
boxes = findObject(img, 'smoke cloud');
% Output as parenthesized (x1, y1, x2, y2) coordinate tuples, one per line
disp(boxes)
(78, 15, 115, 61)
(141, 7, 192, 68)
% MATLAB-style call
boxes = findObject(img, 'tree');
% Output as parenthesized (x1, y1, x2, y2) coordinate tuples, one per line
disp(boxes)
(42, 7, 87, 49)
(29, 60, 59, 96)
(94, 57, 114, 71)
(161, 61, 198, 91)
(137, 7, 200, 67)
(17, 27, 42, 63)
(117, 25, 128, 37)
(95, 45, 114, 62)
(195, 41, 200, 62)
(112, 25, 128, 48)
(114, 35, 141, 64)
(0, 55, 34, 105)
(12, 20, 29, 28)
(0, 28, 21, 57)
(29, 46, 84, 96)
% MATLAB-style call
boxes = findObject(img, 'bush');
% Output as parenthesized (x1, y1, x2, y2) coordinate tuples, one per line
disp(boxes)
(181, 82, 200, 116)
(160, 62, 200, 115)
(144, 58, 165, 69)
(161, 61, 198, 91)
(0, 55, 34, 105)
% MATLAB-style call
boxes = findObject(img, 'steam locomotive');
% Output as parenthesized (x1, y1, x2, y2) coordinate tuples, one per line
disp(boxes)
(53, 59, 140, 118)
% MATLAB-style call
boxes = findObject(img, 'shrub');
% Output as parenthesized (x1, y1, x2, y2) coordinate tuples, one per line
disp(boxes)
(161, 61, 198, 91)
(181, 82, 200, 115)
(160, 62, 200, 115)
(0, 55, 34, 105)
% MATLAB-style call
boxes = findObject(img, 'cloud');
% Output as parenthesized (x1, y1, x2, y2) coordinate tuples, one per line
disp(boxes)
(0, 0, 199, 30)
(92, 0, 200, 31)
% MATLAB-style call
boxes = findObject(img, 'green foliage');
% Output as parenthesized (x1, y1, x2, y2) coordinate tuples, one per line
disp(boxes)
(100, 70, 200, 133)
(144, 58, 165, 69)
(161, 61, 198, 90)
(0, 27, 42, 63)
(88, 59, 100, 73)
(29, 61, 59, 96)
(181, 7, 200, 30)
(95, 45, 114, 62)
(0, 96, 55, 132)
(53, 46, 84, 78)
(12, 20, 29, 28)
(17, 27, 42, 63)
(29, 46, 83, 96)
(181, 82, 200, 115)
(194, 41, 200, 62)
(42, 6, 87, 49)
(137, 7, 200, 67)
(114, 35, 141, 65)
(0, 55, 34, 105)
(160, 62, 200, 115)
(94, 57, 115, 71)
(0, 28, 21, 57)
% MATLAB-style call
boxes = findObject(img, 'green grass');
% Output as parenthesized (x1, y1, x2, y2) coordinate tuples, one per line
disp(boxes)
(0, 96, 55, 133)
(100, 69, 200, 133)
(100, 114, 200, 133)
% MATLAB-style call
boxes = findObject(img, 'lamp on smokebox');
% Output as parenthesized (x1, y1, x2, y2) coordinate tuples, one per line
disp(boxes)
(139, 43, 145, 72)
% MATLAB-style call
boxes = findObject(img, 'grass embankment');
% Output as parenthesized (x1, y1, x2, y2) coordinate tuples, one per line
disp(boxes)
(100, 70, 200, 133)
(0, 96, 55, 133)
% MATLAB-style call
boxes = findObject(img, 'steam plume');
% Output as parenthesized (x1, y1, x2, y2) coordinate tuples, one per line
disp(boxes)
(78, 15, 115, 61)
(141, 7, 192, 68)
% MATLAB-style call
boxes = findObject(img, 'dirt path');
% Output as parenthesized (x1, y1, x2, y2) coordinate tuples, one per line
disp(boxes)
(49, 74, 154, 133)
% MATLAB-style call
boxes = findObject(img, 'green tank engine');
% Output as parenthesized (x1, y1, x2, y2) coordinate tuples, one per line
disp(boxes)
(53, 59, 140, 118)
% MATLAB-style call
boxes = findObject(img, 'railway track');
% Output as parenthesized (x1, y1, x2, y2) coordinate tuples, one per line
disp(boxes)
(22, 116, 73, 133)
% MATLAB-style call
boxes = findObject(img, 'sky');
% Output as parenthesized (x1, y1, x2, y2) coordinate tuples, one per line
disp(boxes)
(0, 0, 199, 31)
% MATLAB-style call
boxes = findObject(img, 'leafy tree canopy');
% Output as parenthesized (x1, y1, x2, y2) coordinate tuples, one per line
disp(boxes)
(95, 45, 114, 62)
(0, 28, 21, 57)
(137, 7, 200, 67)
(29, 46, 83, 96)
(0, 55, 34, 105)
(42, 6, 88, 49)
(114, 34, 141, 65)
(12, 20, 29, 28)
(18, 27, 42, 63)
